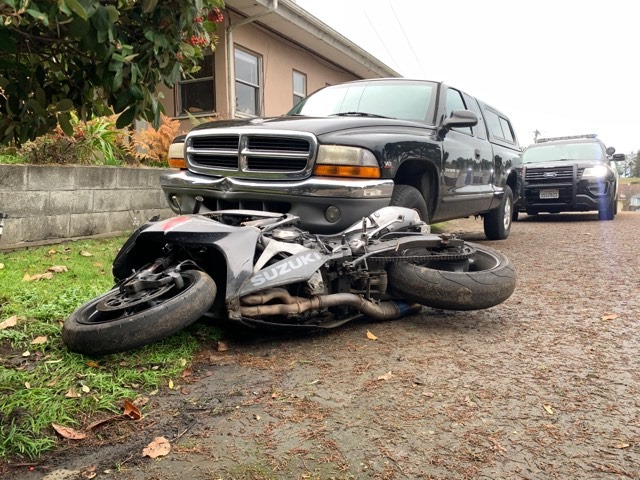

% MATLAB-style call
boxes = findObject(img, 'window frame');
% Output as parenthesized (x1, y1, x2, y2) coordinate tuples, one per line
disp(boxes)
(292, 70, 307, 107)
(176, 53, 215, 117)
(234, 46, 263, 117)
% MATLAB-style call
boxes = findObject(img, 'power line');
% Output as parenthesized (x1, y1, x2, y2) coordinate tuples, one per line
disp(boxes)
(362, 8, 402, 74)
(388, 1, 427, 78)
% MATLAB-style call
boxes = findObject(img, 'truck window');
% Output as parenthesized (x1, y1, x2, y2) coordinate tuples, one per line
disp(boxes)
(463, 94, 487, 140)
(484, 109, 514, 143)
(446, 88, 471, 135)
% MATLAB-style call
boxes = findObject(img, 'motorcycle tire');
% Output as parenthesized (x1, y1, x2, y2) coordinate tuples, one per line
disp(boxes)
(387, 242, 515, 311)
(62, 270, 216, 356)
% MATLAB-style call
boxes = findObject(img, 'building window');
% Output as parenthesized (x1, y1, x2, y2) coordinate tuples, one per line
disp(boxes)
(293, 70, 307, 107)
(235, 48, 262, 116)
(177, 54, 214, 115)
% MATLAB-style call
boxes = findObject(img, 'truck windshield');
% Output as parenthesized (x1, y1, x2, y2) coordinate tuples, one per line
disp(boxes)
(522, 143, 605, 163)
(287, 81, 436, 123)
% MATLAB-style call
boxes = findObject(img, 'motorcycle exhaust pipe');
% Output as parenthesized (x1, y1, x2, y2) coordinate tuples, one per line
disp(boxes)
(240, 289, 421, 321)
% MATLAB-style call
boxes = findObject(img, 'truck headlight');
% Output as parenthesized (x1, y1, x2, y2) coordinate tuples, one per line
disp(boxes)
(582, 165, 609, 179)
(313, 145, 380, 179)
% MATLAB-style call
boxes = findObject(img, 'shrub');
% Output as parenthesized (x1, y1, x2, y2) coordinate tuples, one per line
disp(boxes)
(127, 114, 183, 166)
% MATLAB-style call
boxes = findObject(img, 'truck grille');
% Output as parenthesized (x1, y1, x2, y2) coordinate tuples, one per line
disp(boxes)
(186, 130, 317, 179)
(525, 166, 585, 183)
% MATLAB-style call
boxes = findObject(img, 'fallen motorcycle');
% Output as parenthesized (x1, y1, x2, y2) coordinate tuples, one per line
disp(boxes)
(62, 207, 516, 355)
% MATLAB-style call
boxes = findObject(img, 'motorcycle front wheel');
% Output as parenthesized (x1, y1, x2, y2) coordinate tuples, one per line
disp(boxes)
(387, 242, 515, 311)
(62, 270, 216, 356)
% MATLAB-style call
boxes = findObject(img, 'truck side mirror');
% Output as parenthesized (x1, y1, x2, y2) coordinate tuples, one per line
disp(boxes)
(611, 153, 625, 161)
(442, 109, 478, 129)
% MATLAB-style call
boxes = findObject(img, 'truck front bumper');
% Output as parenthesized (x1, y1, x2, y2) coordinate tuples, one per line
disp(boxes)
(160, 170, 394, 233)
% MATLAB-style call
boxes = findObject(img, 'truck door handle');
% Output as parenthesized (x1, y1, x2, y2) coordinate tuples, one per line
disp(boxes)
(474, 149, 481, 159)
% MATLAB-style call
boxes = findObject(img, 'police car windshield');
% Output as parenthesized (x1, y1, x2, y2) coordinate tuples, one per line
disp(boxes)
(522, 143, 605, 163)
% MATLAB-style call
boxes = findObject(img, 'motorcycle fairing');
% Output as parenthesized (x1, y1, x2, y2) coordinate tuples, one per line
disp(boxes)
(112, 215, 261, 295)
(237, 248, 331, 298)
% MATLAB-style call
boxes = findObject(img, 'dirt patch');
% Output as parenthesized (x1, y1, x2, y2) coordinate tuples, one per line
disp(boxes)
(5, 212, 640, 479)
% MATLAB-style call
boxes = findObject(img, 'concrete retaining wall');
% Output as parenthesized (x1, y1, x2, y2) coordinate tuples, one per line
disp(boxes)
(0, 165, 174, 250)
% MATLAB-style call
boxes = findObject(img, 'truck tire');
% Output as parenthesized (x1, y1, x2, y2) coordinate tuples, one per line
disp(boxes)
(390, 184, 429, 223)
(62, 270, 216, 356)
(598, 197, 615, 221)
(483, 186, 513, 240)
(388, 242, 516, 311)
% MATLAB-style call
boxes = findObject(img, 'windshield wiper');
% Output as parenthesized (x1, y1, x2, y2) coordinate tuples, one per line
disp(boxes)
(330, 111, 393, 119)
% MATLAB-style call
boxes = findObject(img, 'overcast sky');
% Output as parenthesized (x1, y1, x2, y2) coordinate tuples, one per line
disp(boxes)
(296, 0, 639, 154)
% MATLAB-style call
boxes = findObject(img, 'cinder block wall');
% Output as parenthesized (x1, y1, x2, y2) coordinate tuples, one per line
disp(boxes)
(0, 165, 174, 250)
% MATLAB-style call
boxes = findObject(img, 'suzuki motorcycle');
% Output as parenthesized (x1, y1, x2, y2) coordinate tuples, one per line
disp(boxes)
(62, 207, 516, 355)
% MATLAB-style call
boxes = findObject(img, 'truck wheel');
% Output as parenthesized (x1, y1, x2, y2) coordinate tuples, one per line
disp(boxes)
(390, 184, 429, 223)
(483, 186, 513, 240)
(388, 242, 516, 310)
(598, 197, 615, 221)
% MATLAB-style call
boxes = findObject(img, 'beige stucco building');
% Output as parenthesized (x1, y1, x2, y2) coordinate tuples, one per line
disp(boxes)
(158, 0, 399, 128)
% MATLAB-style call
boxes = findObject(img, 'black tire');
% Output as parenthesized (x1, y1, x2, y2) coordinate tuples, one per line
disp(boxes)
(483, 186, 513, 240)
(62, 270, 216, 356)
(390, 184, 429, 222)
(388, 242, 516, 311)
(598, 196, 615, 221)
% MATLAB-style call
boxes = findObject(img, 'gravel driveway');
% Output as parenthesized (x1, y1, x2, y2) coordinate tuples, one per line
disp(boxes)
(17, 211, 640, 480)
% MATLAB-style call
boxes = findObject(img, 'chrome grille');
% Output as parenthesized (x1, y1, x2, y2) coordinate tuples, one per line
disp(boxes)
(186, 129, 317, 179)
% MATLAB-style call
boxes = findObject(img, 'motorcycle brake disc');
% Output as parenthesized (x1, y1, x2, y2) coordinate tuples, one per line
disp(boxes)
(96, 284, 174, 311)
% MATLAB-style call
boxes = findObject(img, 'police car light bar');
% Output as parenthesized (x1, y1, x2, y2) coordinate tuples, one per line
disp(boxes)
(536, 134, 597, 143)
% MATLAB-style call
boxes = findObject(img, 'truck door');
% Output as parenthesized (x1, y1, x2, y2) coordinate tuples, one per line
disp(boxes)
(438, 88, 494, 219)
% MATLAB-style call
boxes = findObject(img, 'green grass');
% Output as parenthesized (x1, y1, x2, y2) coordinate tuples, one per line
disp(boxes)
(0, 154, 26, 165)
(0, 237, 221, 459)
(620, 177, 640, 185)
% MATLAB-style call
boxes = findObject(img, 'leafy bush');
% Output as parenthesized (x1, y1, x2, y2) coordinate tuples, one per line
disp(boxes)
(127, 114, 183, 166)
(0, 0, 225, 146)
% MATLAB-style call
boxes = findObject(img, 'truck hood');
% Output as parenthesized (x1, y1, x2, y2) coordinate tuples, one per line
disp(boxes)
(522, 160, 608, 169)
(190, 115, 435, 137)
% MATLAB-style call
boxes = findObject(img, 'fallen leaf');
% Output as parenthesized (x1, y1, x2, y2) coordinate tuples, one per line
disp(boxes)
(81, 384, 90, 393)
(79, 250, 93, 257)
(614, 442, 630, 449)
(48, 249, 57, 255)
(22, 350, 31, 357)
(80, 465, 96, 479)
(31, 336, 48, 345)
(123, 400, 142, 420)
(23, 272, 54, 282)
(86, 415, 121, 431)
(168, 379, 174, 389)
(52, 423, 87, 440)
(143, 436, 171, 458)
(601, 313, 619, 321)
(181, 369, 192, 378)
(85, 361, 100, 368)
(0, 316, 18, 330)
(47, 377, 59, 387)
(216, 341, 229, 352)
(65, 388, 81, 398)
(377, 371, 393, 381)
(25, 382, 31, 389)
(48, 265, 68, 273)
(93, 262, 103, 267)
(543, 404, 554, 415)
(366, 330, 378, 341)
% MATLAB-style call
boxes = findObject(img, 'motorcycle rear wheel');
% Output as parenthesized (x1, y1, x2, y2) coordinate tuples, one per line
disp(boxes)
(62, 270, 216, 356)
(387, 242, 515, 310)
